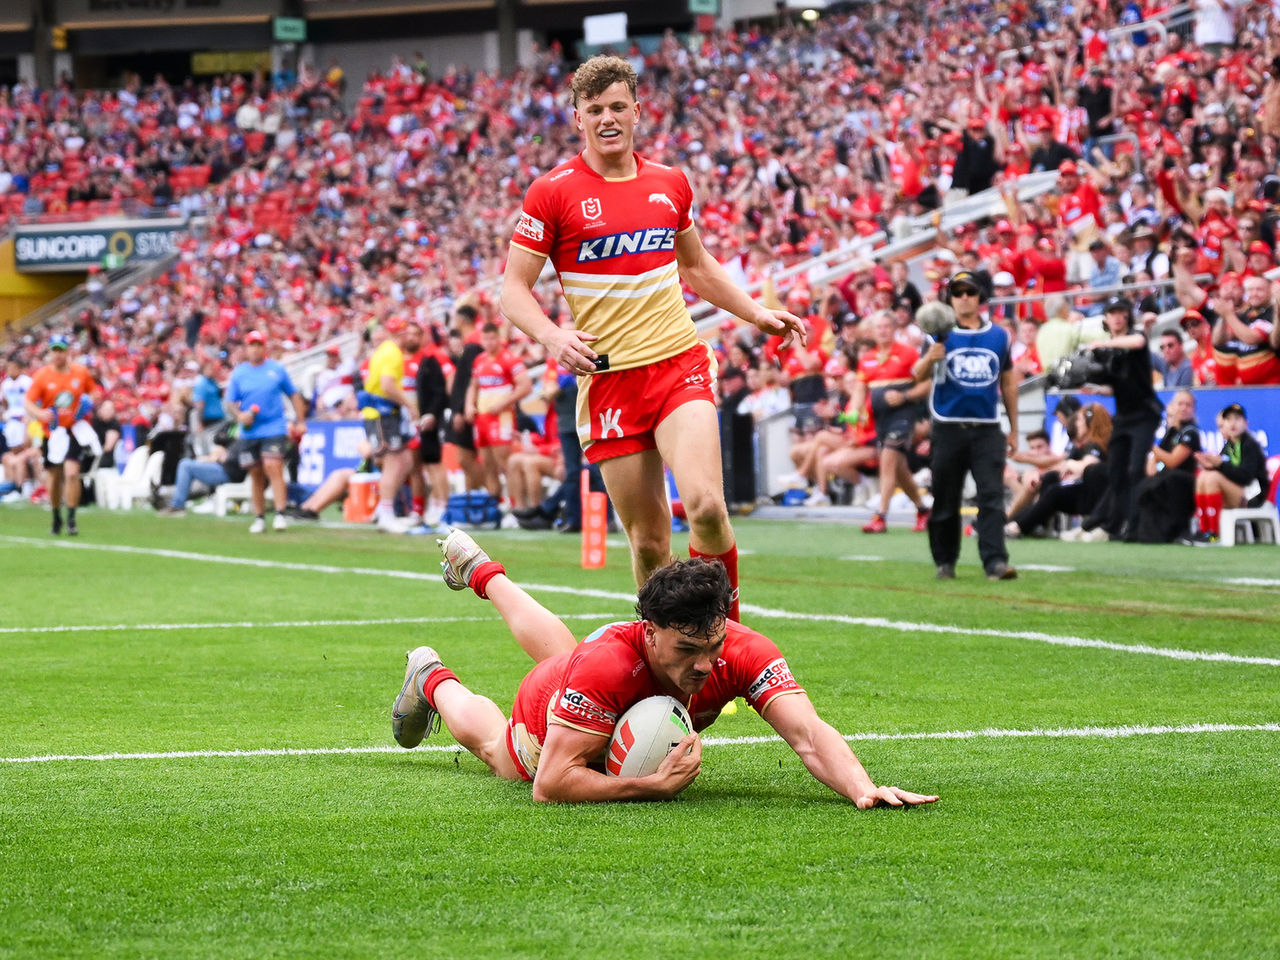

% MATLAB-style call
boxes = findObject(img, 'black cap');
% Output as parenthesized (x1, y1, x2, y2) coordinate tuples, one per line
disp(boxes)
(1055, 395, 1083, 419)
(948, 270, 986, 299)
(1219, 402, 1246, 419)
(1104, 296, 1133, 315)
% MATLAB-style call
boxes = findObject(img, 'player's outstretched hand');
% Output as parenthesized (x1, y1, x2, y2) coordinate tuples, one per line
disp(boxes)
(755, 309, 808, 349)
(544, 326, 601, 376)
(854, 785, 940, 810)
(649, 733, 702, 800)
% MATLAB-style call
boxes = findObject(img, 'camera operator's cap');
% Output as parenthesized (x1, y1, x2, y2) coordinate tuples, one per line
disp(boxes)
(49, 334, 69, 351)
(948, 270, 984, 297)
(245, 330, 267, 345)
(1219, 402, 1246, 420)
(1058, 160, 1079, 176)
(1104, 296, 1134, 315)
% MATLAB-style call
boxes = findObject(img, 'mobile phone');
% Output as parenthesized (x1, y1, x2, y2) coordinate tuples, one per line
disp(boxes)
(593, 354, 610, 372)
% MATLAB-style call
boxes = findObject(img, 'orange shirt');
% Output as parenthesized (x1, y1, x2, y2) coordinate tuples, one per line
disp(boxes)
(25, 362, 95, 432)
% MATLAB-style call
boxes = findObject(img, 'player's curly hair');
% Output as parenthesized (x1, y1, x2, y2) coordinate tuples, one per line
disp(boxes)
(636, 559, 732, 637)
(570, 55, 637, 106)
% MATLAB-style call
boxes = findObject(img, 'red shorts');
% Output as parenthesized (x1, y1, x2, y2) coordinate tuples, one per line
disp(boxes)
(473, 410, 515, 449)
(577, 342, 717, 464)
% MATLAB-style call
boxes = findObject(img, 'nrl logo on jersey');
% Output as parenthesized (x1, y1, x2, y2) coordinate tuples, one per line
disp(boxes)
(648, 193, 678, 215)
(581, 197, 603, 219)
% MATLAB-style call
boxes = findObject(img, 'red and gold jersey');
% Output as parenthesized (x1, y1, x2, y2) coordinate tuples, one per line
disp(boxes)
(510, 152, 699, 372)
(470, 348, 526, 414)
(1059, 180, 1102, 249)
(509, 620, 804, 763)
(856, 341, 919, 386)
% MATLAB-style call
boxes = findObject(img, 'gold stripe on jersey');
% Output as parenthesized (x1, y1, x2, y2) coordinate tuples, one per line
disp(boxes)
(556, 260, 698, 372)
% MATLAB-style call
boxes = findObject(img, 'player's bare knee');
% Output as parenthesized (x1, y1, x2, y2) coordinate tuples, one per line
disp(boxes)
(682, 489, 729, 535)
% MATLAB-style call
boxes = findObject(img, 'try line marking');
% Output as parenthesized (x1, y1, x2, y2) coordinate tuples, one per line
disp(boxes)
(2, 536, 1276, 668)
(4, 722, 1277, 765)
(0, 613, 616, 636)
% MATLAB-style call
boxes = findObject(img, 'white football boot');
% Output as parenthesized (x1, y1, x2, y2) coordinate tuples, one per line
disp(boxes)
(391, 646, 445, 748)
(437, 528, 492, 591)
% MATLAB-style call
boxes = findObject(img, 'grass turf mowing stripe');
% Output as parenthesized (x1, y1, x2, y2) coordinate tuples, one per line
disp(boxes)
(0, 613, 618, 636)
(6, 722, 1277, 765)
(3, 535, 1275, 668)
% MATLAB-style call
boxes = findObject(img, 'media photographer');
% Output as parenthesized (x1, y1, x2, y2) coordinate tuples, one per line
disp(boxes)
(1074, 297, 1163, 542)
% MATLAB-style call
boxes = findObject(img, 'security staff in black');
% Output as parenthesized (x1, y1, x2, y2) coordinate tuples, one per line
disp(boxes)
(1086, 297, 1163, 541)
(913, 271, 1020, 581)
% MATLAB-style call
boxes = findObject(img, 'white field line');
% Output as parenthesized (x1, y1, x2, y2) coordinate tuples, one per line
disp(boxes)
(0, 613, 615, 636)
(1226, 578, 1280, 587)
(4, 722, 1277, 765)
(2, 536, 1276, 667)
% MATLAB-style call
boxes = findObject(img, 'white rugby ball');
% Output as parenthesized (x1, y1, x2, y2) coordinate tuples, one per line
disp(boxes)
(605, 696, 693, 778)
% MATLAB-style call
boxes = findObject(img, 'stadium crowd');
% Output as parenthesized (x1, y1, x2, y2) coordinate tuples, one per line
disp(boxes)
(2, 0, 1279, 541)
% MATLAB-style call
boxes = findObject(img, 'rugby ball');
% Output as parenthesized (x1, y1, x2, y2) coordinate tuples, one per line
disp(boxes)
(605, 696, 693, 778)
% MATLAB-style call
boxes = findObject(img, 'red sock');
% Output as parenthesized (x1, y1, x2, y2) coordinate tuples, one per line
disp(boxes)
(690, 543, 740, 622)
(412, 496, 426, 516)
(469, 560, 507, 599)
(1194, 493, 1207, 533)
(1204, 491, 1223, 535)
(421, 666, 460, 709)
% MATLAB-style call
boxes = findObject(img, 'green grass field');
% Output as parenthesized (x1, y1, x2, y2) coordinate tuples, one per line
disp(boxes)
(2, 504, 1278, 959)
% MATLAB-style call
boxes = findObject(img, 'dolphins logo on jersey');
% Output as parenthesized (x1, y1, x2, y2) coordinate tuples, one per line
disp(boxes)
(648, 193, 678, 215)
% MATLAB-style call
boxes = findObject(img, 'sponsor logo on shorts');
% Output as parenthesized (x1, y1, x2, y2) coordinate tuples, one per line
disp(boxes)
(560, 687, 617, 725)
(576, 228, 676, 262)
(581, 197, 603, 220)
(515, 212, 545, 243)
(747, 657, 796, 701)
(598, 408, 623, 439)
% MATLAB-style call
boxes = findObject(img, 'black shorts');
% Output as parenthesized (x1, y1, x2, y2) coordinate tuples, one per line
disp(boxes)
(42, 432, 85, 469)
(364, 413, 410, 454)
(418, 428, 442, 464)
(238, 435, 290, 467)
(444, 413, 476, 452)
(871, 393, 921, 453)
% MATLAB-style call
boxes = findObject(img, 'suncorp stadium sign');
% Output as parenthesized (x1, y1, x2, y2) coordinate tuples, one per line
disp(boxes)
(13, 219, 187, 272)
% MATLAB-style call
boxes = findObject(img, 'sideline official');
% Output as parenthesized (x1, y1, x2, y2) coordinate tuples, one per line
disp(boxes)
(913, 271, 1019, 581)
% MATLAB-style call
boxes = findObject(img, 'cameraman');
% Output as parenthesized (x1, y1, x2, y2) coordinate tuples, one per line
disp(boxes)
(1083, 297, 1163, 541)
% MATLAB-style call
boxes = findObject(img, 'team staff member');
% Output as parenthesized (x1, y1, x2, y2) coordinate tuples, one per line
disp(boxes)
(413, 325, 453, 527)
(444, 305, 485, 494)
(913, 272, 1019, 581)
(224, 330, 307, 534)
(464, 322, 532, 502)
(361, 316, 425, 533)
(501, 55, 805, 619)
(390, 529, 938, 808)
(848, 312, 931, 534)
(24, 335, 96, 535)
(1083, 297, 1164, 541)
(1190, 402, 1270, 543)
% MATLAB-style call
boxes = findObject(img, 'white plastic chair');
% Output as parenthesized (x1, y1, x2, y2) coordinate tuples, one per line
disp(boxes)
(104, 447, 150, 509)
(113, 450, 164, 510)
(1219, 503, 1279, 547)
(213, 479, 253, 516)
